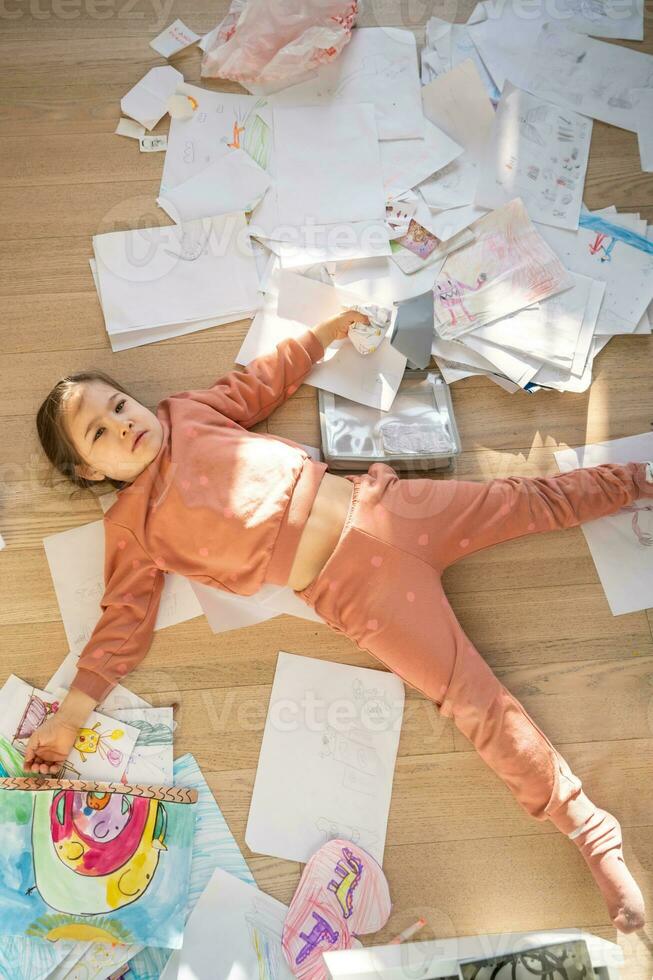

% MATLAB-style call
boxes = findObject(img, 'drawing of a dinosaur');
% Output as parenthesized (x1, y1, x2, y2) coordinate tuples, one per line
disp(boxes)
(296, 911, 339, 965)
(327, 846, 363, 919)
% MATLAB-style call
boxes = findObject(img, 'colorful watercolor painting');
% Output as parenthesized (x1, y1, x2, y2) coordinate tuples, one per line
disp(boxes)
(0, 778, 196, 950)
(433, 198, 571, 340)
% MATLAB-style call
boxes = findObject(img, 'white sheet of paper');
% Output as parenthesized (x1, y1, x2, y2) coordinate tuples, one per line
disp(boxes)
(161, 85, 271, 194)
(0, 675, 139, 781)
(554, 433, 653, 614)
(424, 204, 488, 241)
(158, 147, 272, 223)
(238, 269, 407, 411)
(150, 19, 200, 57)
(475, 0, 644, 44)
(469, 20, 653, 132)
(419, 60, 495, 208)
(192, 579, 324, 635)
(43, 517, 203, 656)
(0, 533, 4, 550)
(262, 27, 424, 140)
(115, 117, 146, 140)
(380, 120, 463, 198)
(246, 652, 405, 864)
(537, 210, 653, 335)
(333, 253, 442, 306)
(92, 212, 259, 334)
(472, 273, 600, 369)
(475, 83, 591, 230)
(113, 706, 174, 783)
(421, 15, 501, 100)
(46, 651, 151, 713)
(120, 66, 183, 130)
(268, 220, 392, 268)
(632, 89, 653, 172)
(160, 869, 293, 980)
(532, 334, 609, 392)
(272, 103, 385, 226)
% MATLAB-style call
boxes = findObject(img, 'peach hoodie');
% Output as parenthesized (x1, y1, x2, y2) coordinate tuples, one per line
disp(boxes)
(72, 328, 328, 702)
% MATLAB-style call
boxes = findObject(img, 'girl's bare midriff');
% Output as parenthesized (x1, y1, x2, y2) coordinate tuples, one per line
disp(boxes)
(286, 472, 354, 591)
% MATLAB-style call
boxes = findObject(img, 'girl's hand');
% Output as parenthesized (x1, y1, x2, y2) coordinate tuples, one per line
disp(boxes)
(24, 714, 79, 775)
(312, 309, 371, 348)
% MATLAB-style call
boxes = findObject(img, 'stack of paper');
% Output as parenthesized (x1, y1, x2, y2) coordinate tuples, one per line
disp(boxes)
(90, 212, 260, 350)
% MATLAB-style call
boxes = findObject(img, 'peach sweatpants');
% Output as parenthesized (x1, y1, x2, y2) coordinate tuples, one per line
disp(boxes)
(296, 461, 653, 833)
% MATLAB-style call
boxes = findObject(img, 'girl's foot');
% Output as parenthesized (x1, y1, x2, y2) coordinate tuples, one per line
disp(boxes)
(568, 809, 645, 933)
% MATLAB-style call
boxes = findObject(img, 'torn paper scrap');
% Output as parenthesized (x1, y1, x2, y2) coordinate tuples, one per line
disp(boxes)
(115, 117, 146, 140)
(150, 19, 200, 58)
(121, 65, 183, 130)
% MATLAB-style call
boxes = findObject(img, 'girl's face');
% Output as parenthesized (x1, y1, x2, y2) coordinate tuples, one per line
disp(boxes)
(65, 381, 163, 484)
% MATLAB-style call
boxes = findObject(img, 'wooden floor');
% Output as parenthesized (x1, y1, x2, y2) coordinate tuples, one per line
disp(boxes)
(1, 0, 653, 974)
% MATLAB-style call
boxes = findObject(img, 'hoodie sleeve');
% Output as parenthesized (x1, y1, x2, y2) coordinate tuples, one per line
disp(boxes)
(71, 518, 165, 703)
(170, 328, 325, 428)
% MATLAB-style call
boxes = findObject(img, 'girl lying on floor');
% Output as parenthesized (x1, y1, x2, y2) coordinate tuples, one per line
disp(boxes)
(30, 309, 652, 932)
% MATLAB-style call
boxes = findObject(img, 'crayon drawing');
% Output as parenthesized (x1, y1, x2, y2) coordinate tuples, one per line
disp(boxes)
(0, 779, 196, 950)
(433, 199, 571, 339)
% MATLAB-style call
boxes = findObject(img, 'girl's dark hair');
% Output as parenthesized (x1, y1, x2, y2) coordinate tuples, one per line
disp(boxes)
(36, 370, 137, 496)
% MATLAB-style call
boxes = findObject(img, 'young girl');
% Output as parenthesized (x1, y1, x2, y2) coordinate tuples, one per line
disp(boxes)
(29, 310, 651, 933)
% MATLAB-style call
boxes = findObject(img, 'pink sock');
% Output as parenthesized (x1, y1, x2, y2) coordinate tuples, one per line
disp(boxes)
(568, 808, 646, 933)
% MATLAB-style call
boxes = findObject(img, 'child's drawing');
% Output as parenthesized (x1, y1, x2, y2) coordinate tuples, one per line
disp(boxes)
(0, 779, 197, 950)
(327, 847, 363, 919)
(588, 231, 618, 262)
(0, 675, 139, 783)
(433, 200, 570, 339)
(295, 912, 339, 965)
(315, 816, 379, 853)
(435, 274, 488, 328)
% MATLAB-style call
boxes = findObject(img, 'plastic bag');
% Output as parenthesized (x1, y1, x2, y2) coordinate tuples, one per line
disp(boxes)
(201, 0, 358, 91)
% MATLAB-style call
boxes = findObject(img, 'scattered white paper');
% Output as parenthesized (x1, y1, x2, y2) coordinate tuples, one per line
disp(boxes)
(92, 212, 260, 335)
(113, 706, 174, 783)
(421, 14, 501, 100)
(425, 204, 488, 241)
(472, 272, 600, 369)
(419, 60, 495, 208)
(246, 652, 405, 864)
(115, 117, 145, 140)
(43, 517, 202, 657)
(160, 869, 293, 980)
(469, 20, 653, 132)
(476, 0, 644, 44)
(238, 269, 407, 411)
(537, 209, 653, 335)
(46, 650, 151, 713)
(161, 84, 272, 194)
(272, 103, 385, 227)
(632, 89, 653, 172)
(475, 84, 592, 230)
(256, 220, 392, 269)
(433, 333, 541, 388)
(158, 148, 272, 223)
(0, 675, 139, 781)
(332, 253, 444, 306)
(380, 120, 463, 198)
(150, 19, 200, 58)
(0, 533, 4, 550)
(554, 433, 653, 614)
(120, 65, 183, 131)
(263, 27, 424, 140)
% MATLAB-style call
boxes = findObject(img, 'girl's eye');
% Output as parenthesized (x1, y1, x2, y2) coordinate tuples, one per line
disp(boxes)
(93, 399, 126, 442)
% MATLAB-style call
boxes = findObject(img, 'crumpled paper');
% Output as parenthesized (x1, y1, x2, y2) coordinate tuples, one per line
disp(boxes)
(347, 303, 392, 355)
